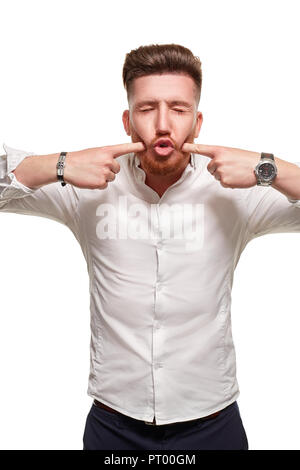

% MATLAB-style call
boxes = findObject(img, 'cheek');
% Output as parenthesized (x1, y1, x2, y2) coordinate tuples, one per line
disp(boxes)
(184, 117, 198, 138)
(130, 116, 152, 139)
(177, 121, 195, 143)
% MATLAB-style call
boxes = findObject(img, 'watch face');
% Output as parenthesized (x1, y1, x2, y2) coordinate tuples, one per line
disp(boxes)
(258, 162, 275, 179)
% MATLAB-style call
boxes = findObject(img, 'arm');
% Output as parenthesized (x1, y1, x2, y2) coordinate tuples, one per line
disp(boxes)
(12, 151, 60, 190)
(182, 142, 300, 202)
(6, 140, 145, 191)
(0, 141, 145, 230)
(242, 170, 300, 240)
(0, 143, 80, 231)
(180, 142, 300, 239)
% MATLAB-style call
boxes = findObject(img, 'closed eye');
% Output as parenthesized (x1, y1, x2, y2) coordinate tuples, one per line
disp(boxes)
(140, 109, 185, 113)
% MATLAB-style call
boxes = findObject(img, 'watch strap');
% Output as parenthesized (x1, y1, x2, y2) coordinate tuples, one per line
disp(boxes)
(261, 152, 274, 160)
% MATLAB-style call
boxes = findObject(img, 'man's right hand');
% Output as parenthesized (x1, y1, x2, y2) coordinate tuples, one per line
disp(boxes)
(64, 142, 145, 189)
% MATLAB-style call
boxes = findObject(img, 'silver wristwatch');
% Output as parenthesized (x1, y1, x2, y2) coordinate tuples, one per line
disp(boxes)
(254, 153, 277, 186)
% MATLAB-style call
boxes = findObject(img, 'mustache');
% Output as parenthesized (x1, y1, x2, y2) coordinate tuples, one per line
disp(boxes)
(140, 140, 180, 151)
(132, 136, 193, 152)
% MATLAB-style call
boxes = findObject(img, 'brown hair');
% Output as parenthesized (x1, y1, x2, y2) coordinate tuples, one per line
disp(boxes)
(122, 43, 202, 106)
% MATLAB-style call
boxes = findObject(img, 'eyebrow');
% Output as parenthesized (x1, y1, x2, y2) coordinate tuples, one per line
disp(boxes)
(134, 100, 193, 109)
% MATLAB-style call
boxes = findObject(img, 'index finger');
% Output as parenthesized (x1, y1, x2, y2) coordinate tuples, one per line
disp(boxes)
(181, 142, 216, 158)
(107, 142, 145, 158)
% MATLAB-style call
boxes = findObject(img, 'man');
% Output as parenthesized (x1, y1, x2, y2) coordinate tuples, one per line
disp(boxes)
(1, 43, 300, 450)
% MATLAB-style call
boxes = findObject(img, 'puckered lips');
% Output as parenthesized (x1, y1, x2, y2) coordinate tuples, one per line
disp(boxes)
(153, 138, 175, 157)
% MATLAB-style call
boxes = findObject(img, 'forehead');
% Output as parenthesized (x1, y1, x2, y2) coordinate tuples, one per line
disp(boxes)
(130, 73, 196, 103)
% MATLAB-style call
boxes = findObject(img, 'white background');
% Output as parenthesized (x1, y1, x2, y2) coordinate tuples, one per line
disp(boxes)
(0, 0, 300, 450)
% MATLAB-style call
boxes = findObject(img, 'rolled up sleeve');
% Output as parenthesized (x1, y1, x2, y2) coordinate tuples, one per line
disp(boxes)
(0, 143, 38, 200)
(243, 163, 300, 240)
(285, 162, 300, 207)
(0, 143, 79, 235)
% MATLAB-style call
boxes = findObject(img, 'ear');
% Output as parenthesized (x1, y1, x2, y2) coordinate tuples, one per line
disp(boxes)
(193, 112, 203, 139)
(122, 110, 131, 136)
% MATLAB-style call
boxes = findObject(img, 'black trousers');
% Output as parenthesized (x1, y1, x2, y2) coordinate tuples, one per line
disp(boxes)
(83, 400, 249, 450)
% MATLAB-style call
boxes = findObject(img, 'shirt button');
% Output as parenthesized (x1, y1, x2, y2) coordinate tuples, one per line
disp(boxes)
(154, 363, 163, 369)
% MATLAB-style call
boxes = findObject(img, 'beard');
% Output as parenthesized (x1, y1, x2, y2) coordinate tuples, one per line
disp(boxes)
(129, 124, 194, 176)
(137, 148, 186, 176)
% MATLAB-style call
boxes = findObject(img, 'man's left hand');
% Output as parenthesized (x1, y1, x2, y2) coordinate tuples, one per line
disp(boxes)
(182, 142, 261, 189)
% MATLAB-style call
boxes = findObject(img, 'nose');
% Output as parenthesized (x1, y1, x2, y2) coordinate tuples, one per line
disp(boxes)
(155, 104, 171, 134)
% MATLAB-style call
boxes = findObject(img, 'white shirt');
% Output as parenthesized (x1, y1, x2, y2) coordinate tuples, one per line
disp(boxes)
(1, 142, 300, 425)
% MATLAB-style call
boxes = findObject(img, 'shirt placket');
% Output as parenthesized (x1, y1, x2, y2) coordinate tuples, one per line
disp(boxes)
(133, 153, 196, 425)
(147, 202, 165, 425)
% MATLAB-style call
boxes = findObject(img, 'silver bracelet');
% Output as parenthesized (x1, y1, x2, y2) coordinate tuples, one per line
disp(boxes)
(56, 152, 67, 186)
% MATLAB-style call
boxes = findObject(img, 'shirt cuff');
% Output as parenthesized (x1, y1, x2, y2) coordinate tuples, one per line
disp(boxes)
(287, 197, 300, 208)
(284, 161, 300, 206)
(6, 170, 37, 195)
(2, 142, 37, 175)
(0, 143, 38, 199)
